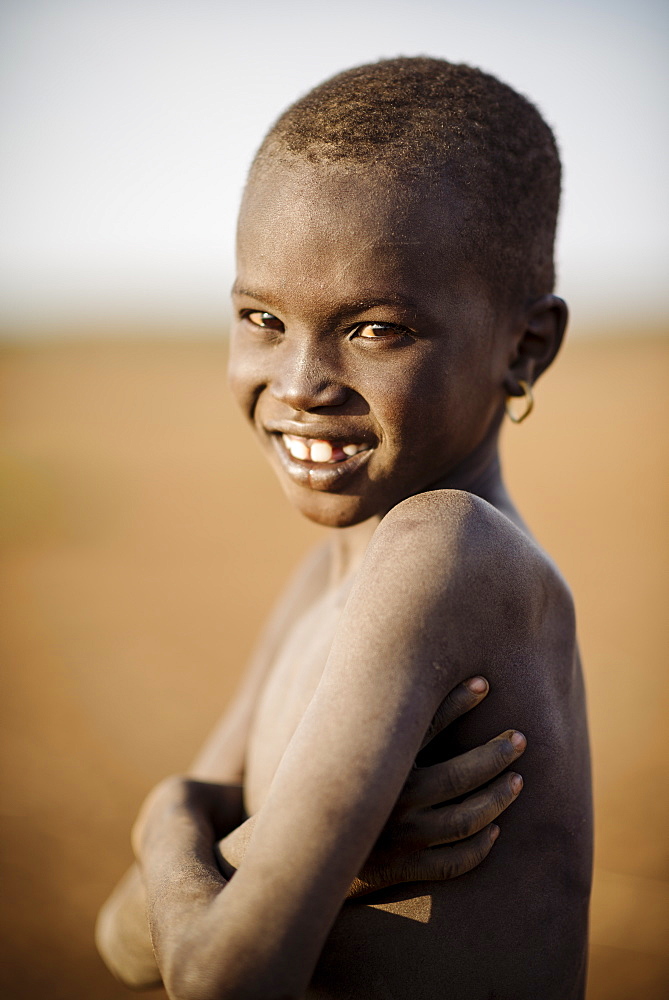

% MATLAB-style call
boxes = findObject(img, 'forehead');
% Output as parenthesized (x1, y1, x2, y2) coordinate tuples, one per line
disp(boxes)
(235, 159, 477, 312)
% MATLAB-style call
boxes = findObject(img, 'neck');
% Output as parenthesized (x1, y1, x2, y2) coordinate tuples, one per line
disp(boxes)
(328, 515, 382, 584)
(426, 415, 528, 533)
(438, 451, 528, 534)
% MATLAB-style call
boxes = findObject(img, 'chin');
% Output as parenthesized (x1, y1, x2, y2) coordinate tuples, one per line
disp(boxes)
(280, 481, 382, 529)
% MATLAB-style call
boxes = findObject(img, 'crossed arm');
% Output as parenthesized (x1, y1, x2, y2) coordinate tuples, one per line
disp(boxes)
(98, 493, 535, 998)
(97, 681, 525, 991)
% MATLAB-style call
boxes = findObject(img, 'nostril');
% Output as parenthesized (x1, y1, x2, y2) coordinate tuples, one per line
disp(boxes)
(271, 379, 349, 411)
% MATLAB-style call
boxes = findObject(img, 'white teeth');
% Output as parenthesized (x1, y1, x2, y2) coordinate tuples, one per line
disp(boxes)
(282, 434, 369, 463)
(283, 434, 310, 460)
(310, 440, 333, 463)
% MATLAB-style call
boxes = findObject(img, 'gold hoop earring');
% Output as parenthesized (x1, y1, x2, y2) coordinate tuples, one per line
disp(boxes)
(505, 380, 534, 424)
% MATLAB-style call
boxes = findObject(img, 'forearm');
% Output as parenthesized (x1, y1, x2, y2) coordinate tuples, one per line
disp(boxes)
(95, 864, 162, 989)
(134, 775, 370, 1000)
(138, 791, 231, 999)
(135, 717, 430, 1000)
(135, 781, 291, 1000)
(97, 781, 245, 989)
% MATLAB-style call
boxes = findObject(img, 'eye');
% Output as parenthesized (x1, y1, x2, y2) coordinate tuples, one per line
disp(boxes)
(352, 322, 407, 340)
(243, 310, 285, 332)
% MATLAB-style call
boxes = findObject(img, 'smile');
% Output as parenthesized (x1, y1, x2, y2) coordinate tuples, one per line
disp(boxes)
(282, 434, 370, 464)
(270, 432, 375, 492)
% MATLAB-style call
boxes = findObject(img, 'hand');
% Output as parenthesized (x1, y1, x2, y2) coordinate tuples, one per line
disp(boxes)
(347, 676, 526, 897)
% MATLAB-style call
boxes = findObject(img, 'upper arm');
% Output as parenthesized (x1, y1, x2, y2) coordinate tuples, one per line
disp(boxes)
(183, 491, 544, 997)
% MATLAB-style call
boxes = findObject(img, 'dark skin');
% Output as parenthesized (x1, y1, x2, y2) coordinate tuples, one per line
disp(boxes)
(97, 645, 525, 989)
(98, 157, 592, 1000)
(230, 162, 565, 529)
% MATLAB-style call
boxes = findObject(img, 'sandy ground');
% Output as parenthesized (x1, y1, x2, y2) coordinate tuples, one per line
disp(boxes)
(0, 334, 667, 999)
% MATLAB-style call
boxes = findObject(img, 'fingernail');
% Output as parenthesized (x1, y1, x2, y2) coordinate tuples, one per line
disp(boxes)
(510, 731, 526, 750)
(490, 824, 500, 842)
(510, 773, 523, 794)
(467, 676, 488, 694)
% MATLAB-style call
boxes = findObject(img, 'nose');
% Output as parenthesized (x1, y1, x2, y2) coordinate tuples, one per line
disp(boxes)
(270, 340, 349, 411)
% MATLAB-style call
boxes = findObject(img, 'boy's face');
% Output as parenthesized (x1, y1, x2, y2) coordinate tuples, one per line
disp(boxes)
(229, 159, 515, 527)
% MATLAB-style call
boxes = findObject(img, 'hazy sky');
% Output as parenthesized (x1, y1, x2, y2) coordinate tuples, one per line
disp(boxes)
(1, 0, 667, 332)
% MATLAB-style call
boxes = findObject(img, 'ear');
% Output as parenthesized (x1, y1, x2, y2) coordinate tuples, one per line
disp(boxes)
(503, 294, 568, 395)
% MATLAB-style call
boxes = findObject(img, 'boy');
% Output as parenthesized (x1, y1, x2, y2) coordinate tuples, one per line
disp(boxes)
(97, 58, 592, 998)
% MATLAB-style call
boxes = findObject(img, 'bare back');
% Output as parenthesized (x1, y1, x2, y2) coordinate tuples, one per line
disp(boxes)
(242, 491, 592, 999)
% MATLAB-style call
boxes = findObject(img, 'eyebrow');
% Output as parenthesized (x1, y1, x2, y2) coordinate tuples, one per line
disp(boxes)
(344, 296, 418, 313)
(231, 284, 267, 300)
(231, 284, 417, 315)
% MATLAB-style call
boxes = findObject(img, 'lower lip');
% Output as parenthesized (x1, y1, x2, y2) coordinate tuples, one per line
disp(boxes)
(270, 435, 374, 492)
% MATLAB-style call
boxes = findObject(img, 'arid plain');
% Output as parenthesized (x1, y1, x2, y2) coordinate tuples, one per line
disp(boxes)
(1, 333, 667, 999)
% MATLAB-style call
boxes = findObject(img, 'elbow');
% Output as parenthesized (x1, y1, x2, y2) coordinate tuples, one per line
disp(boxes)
(163, 948, 301, 1000)
(160, 942, 221, 1000)
(95, 901, 163, 991)
(170, 986, 300, 1000)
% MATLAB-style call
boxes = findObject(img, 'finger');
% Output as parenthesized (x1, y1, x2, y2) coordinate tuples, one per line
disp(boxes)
(397, 825, 499, 883)
(418, 677, 489, 751)
(410, 730, 526, 805)
(428, 772, 523, 845)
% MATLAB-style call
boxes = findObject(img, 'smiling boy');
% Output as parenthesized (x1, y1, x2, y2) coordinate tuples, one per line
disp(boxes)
(98, 58, 592, 999)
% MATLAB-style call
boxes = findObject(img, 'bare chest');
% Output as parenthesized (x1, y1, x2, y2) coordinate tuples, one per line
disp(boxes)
(243, 588, 345, 816)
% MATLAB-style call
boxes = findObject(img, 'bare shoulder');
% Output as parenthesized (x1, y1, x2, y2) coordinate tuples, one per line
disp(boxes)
(381, 488, 571, 592)
(365, 489, 575, 657)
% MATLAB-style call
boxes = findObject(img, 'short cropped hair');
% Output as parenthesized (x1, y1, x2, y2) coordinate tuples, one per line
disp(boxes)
(251, 57, 561, 305)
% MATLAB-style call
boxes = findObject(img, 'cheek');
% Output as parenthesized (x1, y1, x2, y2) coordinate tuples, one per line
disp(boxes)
(381, 354, 494, 461)
(227, 335, 263, 420)
(373, 357, 450, 443)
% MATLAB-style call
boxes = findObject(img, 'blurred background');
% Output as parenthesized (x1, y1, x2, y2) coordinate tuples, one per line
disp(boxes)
(1, 1, 667, 998)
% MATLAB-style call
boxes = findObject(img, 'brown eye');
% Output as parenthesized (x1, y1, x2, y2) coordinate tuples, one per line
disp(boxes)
(245, 310, 284, 332)
(355, 322, 401, 339)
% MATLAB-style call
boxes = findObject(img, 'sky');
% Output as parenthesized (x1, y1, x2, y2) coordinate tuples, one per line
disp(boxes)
(1, 0, 667, 333)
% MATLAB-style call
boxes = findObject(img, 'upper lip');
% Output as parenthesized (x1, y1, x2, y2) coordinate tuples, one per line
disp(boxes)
(264, 421, 376, 446)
